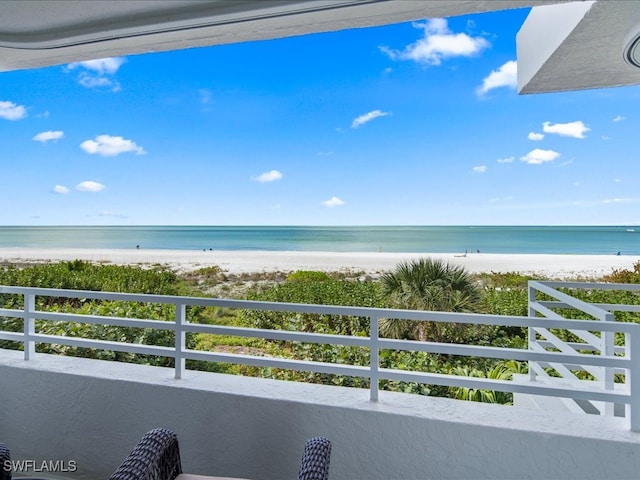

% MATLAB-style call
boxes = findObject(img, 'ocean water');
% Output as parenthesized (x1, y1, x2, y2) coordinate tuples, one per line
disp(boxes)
(0, 225, 638, 255)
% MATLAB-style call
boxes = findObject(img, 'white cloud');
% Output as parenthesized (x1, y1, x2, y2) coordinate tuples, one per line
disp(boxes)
(603, 197, 633, 204)
(80, 135, 145, 156)
(380, 18, 489, 66)
(528, 132, 544, 141)
(67, 57, 124, 91)
(252, 170, 283, 183)
(33, 130, 64, 143)
(520, 149, 560, 165)
(76, 181, 105, 192)
(542, 121, 589, 139)
(473, 165, 487, 173)
(0, 100, 27, 120)
(68, 57, 124, 75)
(476, 60, 517, 95)
(78, 74, 120, 91)
(351, 110, 390, 128)
(613, 115, 626, 122)
(52, 185, 69, 194)
(497, 156, 514, 164)
(322, 196, 344, 207)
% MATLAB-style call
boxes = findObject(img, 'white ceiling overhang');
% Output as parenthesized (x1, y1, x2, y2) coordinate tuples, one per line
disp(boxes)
(518, 0, 640, 94)
(1, 0, 640, 94)
(0, 0, 546, 71)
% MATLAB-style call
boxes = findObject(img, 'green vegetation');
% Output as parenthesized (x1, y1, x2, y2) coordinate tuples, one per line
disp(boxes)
(0, 259, 184, 294)
(0, 260, 198, 366)
(2, 258, 640, 404)
(448, 361, 526, 404)
(380, 258, 483, 343)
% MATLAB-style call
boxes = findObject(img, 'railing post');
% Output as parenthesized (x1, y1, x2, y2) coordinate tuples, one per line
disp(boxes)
(627, 327, 640, 431)
(370, 315, 379, 402)
(527, 283, 537, 381)
(175, 302, 186, 379)
(603, 312, 615, 417)
(23, 293, 36, 360)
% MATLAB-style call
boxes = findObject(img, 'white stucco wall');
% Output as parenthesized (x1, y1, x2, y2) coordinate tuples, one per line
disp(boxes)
(1, 349, 640, 480)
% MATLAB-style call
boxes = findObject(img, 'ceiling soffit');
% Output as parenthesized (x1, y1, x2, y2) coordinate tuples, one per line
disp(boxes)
(0, 0, 550, 72)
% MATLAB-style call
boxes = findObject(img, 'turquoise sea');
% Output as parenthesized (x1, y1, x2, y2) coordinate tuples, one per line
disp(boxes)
(0, 226, 639, 255)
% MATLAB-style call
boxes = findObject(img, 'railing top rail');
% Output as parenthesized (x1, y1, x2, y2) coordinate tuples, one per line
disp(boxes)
(1, 285, 639, 333)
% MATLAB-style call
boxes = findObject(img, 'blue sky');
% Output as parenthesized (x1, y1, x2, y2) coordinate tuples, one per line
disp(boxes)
(1, 7, 639, 226)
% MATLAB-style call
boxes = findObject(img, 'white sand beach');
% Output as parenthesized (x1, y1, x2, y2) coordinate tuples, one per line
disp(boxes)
(0, 247, 638, 280)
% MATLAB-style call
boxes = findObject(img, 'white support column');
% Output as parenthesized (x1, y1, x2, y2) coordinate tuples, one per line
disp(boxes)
(175, 302, 186, 379)
(528, 283, 537, 382)
(603, 312, 616, 417)
(370, 315, 379, 402)
(627, 327, 640, 431)
(23, 293, 35, 360)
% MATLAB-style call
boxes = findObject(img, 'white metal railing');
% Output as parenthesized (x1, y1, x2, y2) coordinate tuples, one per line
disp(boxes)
(528, 281, 640, 423)
(1, 284, 639, 430)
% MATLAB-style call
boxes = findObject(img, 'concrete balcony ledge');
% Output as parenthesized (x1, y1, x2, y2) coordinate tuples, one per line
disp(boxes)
(1, 349, 639, 479)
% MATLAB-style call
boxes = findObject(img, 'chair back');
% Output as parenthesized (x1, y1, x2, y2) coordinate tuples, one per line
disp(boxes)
(298, 436, 331, 480)
(0, 443, 11, 480)
(109, 428, 183, 480)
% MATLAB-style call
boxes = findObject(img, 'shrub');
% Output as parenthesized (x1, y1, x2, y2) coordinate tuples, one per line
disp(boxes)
(0, 261, 191, 364)
(379, 258, 484, 343)
(286, 270, 332, 283)
(240, 272, 383, 335)
(601, 261, 640, 284)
